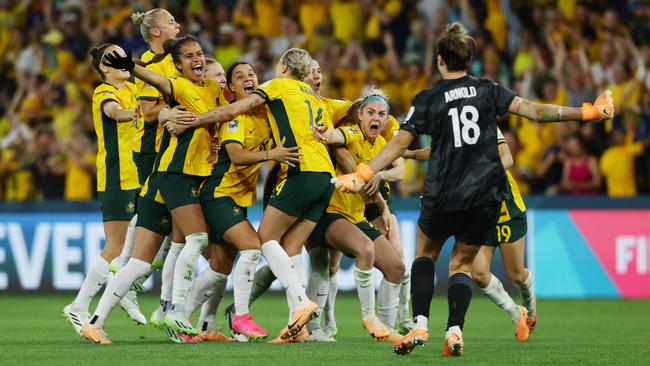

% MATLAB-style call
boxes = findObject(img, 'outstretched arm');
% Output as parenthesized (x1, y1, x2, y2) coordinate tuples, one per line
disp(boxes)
(508, 91, 613, 122)
(102, 51, 172, 97)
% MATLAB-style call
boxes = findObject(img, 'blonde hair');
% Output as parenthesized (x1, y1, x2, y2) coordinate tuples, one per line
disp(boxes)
(131, 8, 166, 43)
(279, 48, 312, 81)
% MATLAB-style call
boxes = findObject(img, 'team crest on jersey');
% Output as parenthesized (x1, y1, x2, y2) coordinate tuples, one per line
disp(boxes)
(346, 127, 358, 135)
(227, 120, 239, 132)
(190, 187, 199, 197)
(233, 206, 243, 216)
(103, 91, 115, 98)
(126, 201, 135, 214)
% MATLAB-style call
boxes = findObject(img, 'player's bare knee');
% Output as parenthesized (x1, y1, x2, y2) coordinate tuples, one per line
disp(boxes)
(506, 267, 527, 285)
(385, 260, 405, 283)
(471, 267, 490, 287)
(355, 243, 375, 268)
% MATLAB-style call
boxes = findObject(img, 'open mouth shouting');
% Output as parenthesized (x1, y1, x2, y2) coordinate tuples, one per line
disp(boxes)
(243, 80, 255, 95)
(191, 63, 204, 77)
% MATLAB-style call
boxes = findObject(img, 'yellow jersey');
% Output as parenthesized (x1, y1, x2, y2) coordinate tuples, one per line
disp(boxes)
(92, 82, 139, 191)
(381, 115, 400, 142)
(253, 78, 335, 177)
(327, 124, 387, 223)
(64, 152, 96, 200)
(600, 141, 644, 197)
(133, 51, 181, 154)
(157, 77, 226, 177)
(497, 128, 526, 222)
(202, 107, 272, 207)
(323, 97, 352, 126)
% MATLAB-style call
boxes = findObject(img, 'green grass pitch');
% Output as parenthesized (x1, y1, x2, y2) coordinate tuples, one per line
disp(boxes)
(1, 294, 649, 365)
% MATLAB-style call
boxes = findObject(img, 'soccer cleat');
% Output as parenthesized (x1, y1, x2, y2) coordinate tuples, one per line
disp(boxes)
(309, 328, 336, 342)
(130, 280, 146, 293)
(63, 303, 90, 336)
(119, 290, 147, 325)
(442, 328, 464, 357)
(224, 303, 235, 335)
(279, 301, 319, 339)
(194, 331, 234, 342)
(323, 322, 338, 338)
(393, 328, 428, 356)
(80, 324, 112, 345)
(164, 312, 198, 336)
(361, 314, 390, 339)
(527, 312, 537, 334)
(150, 307, 165, 329)
(230, 313, 269, 341)
(376, 329, 403, 343)
(270, 327, 309, 343)
(515, 306, 530, 342)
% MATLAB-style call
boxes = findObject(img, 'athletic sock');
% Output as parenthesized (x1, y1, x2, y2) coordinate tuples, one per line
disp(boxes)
(233, 249, 261, 316)
(413, 315, 428, 330)
(89, 258, 150, 329)
(161, 241, 183, 303)
(397, 269, 412, 325)
(152, 235, 172, 270)
(171, 232, 209, 314)
(248, 265, 276, 305)
(324, 272, 338, 324)
(197, 278, 228, 332)
(260, 240, 309, 308)
(307, 248, 330, 331)
(517, 270, 536, 315)
(410, 256, 435, 319)
(185, 267, 228, 319)
(353, 266, 375, 319)
(480, 273, 520, 323)
(446, 272, 473, 331)
(73, 256, 110, 311)
(377, 278, 401, 329)
(287, 254, 307, 318)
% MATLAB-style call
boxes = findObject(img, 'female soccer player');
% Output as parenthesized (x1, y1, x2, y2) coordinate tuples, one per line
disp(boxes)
(164, 48, 328, 340)
(63, 43, 139, 336)
(82, 35, 227, 343)
(310, 91, 407, 341)
(184, 62, 301, 341)
(332, 23, 613, 357)
(404, 129, 536, 342)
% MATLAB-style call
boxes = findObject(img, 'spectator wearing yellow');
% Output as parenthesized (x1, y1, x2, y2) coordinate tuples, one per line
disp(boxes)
(600, 127, 648, 197)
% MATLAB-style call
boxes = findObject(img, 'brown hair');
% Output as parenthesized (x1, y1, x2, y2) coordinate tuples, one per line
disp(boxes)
(149, 35, 201, 69)
(89, 43, 113, 80)
(437, 23, 475, 72)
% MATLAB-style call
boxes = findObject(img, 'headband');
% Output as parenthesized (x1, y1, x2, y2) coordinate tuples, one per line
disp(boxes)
(360, 95, 389, 111)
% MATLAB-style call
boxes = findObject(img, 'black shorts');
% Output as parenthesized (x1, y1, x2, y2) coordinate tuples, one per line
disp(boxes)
(133, 151, 157, 186)
(418, 202, 501, 246)
(268, 172, 333, 223)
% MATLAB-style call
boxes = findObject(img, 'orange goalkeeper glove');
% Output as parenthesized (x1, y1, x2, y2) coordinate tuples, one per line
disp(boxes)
(330, 163, 375, 193)
(582, 90, 614, 121)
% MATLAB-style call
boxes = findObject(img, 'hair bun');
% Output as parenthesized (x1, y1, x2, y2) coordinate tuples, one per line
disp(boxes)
(131, 12, 146, 25)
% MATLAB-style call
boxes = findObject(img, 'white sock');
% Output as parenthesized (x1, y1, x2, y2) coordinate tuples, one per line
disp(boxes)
(517, 270, 536, 315)
(233, 249, 261, 316)
(261, 240, 309, 308)
(397, 269, 412, 325)
(109, 215, 138, 272)
(72, 256, 110, 311)
(161, 241, 183, 303)
(354, 266, 375, 319)
(197, 277, 228, 332)
(89, 258, 150, 329)
(171, 232, 209, 314)
(324, 272, 338, 324)
(248, 265, 276, 305)
(152, 235, 172, 270)
(185, 267, 228, 319)
(307, 248, 330, 331)
(414, 315, 428, 330)
(287, 254, 307, 319)
(481, 274, 520, 323)
(377, 278, 401, 329)
(446, 325, 462, 337)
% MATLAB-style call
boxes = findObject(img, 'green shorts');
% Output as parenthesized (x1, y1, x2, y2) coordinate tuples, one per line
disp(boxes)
(202, 196, 248, 242)
(158, 172, 205, 210)
(363, 184, 394, 221)
(309, 213, 381, 256)
(133, 151, 157, 186)
(269, 172, 333, 223)
(136, 196, 172, 236)
(485, 213, 528, 246)
(98, 189, 138, 222)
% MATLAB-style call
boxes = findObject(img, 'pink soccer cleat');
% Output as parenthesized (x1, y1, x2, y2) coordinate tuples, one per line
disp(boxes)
(231, 313, 269, 341)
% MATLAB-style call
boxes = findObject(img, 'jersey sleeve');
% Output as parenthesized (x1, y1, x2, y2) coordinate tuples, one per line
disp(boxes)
(168, 77, 188, 105)
(93, 85, 119, 110)
(136, 62, 164, 101)
(221, 117, 246, 147)
(381, 115, 400, 141)
(337, 124, 363, 147)
(329, 98, 353, 124)
(497, 127, 506, 144)
(253, 79, 282, 101)
(489, 81, 516, 116)
(400, 93, 429, 137)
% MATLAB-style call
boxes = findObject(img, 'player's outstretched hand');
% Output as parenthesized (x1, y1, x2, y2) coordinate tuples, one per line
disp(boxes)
(330, 163, 376, 193)
(102, 50, 135, 71)
(164, 121, 189, 136)
(582, 90, 613, 121)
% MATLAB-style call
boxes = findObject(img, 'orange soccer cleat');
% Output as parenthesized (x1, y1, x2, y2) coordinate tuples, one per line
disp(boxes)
(80, 324, 112, 345)
(515, 307, 530, 342)
(442, 328, 464, 357)
(393, 328, 429, 356)
(279, 301, 319, 340)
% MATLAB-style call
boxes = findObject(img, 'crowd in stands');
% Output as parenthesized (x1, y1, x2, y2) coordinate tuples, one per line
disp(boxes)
(1, 0, 649, 202)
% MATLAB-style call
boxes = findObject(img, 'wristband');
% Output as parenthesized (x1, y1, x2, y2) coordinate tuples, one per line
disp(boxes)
(357, 163, 375, 181)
